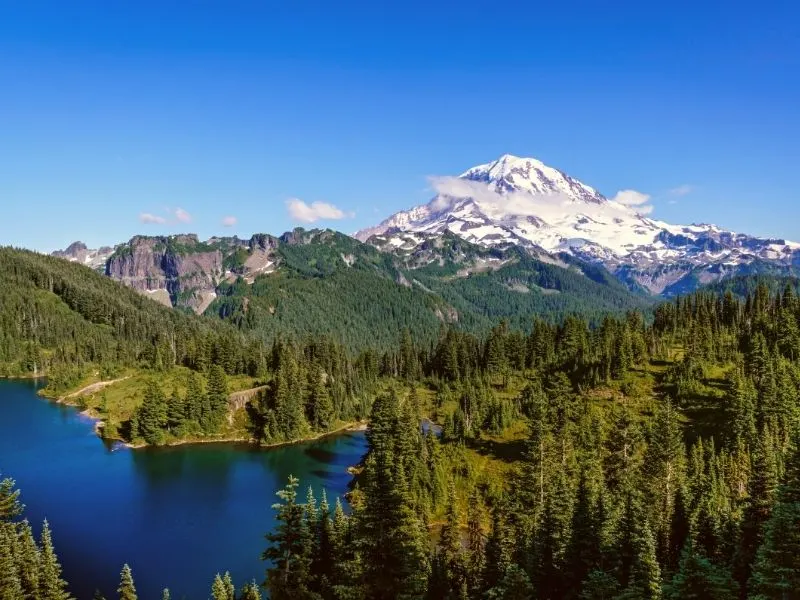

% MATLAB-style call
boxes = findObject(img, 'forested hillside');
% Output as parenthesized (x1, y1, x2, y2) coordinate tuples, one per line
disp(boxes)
(3, 275, 800, 598)
(210, 230, 652, 350)
(0, 247, 384, 446)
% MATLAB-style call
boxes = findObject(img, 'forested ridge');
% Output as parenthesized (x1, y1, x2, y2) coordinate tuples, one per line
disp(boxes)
(0, 246, 800, 600)
(208, 230, 653, 350)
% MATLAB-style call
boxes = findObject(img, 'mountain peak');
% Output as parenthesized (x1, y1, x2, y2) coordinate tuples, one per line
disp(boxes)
(356, 154, 800, 295)
(459, 154, 606, 205)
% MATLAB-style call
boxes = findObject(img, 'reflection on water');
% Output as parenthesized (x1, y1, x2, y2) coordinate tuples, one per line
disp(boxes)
(0, 379, 368, 600)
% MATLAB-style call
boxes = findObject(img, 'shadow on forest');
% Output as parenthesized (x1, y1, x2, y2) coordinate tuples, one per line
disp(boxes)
(469, 437, 527, 463)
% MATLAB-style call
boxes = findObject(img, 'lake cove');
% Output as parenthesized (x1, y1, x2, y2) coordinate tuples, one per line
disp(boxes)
(0, 379, 368, 599)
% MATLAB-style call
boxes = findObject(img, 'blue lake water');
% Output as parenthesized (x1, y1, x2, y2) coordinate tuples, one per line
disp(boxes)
(0, 379, 367, 599)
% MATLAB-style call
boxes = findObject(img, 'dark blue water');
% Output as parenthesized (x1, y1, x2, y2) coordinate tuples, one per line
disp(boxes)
(0, 379, 367, 599)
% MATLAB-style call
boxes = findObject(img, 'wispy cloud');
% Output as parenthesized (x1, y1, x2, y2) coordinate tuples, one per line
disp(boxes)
(429, 176, 656, 219)
(138, 207, 193, 225)
(221, 216, 238, 227)
(669, 184, 695, 197)
(139, 213, 167, 224)
(609, 189, 654, 214)
(174, 207, 192, 223)
(286, 198, 353, 223)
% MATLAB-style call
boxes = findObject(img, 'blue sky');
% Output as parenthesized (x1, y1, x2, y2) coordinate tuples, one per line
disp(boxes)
(1, 1, 798, 252)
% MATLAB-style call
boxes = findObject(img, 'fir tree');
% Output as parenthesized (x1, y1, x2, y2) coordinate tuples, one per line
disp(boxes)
(465, 490, 486, 598)
(239, 581, 262, 600)
(0, 476, 22, 522)
(484, 564, 534, 600)
(211, 573, 235, 600)
(0, 524, 23, 600)
(15, 520, 40, 600)
(664, 542, 737, 600)
(205, 364, 229, 432)
(734, 435, 778, 596)
(38, 520, 71, 600)
(482, 503, 513, 594)
(117, 564, 136, 600)
(135, 380, 167, 444)
(263, 476, 319, 600)
(564, 471, 602, 599)
(748, 445, 800, 599)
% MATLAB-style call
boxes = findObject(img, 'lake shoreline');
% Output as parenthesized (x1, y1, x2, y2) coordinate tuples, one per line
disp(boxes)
(6, 374, 369, 451)
(120, 420, 368, 450)
(54, 388, 368, 451)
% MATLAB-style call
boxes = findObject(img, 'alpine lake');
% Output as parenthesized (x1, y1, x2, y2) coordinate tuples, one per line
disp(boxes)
(0, 378, 368, 599)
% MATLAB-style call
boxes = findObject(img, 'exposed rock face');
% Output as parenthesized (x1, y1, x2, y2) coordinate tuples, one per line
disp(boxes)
(105, 235, 224, 313)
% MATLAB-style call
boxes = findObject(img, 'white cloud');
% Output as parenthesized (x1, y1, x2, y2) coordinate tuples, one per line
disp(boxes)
(428, 177, 656, 221)
(139, 213, 167, 224)
(221, 216, 238, 227)
(286, 198, 352, 223)
(610, 189, 651, 207)
(669, 184, 694, 197)
(609, 189, 654, 215)
(174, 207, 192, 223)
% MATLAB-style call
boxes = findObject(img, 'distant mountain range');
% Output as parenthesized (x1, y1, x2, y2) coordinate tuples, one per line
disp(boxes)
(49, 154, 799, 339)
(357, 154, 800, 296)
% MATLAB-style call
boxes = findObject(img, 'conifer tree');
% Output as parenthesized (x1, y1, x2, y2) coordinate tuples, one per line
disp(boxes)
(665, 487, 691, 574)
(184, 372, 206, 424)
(614, 493, 662, 599)
(482, 503, 513, 594)
(664, 542, 737, 600)
(116, 564, 136, 600)
(161, 589, 170, 600)
(223, 572, 235, 600)
(39, 520, 71, 600)
(239, 581, 262, 600)
(465, 490, 486, 598)
(434, 486, 466, 599)
(644, 399, 684, 540)
(15, 520, 40, 600)
(307, 367, 333, 431)
(166, 391, 185, 432)
(205, 364, 229, 432)
(310, 490, 334, 598)
(484, 564, 534, 600)
(748, 445, 800, 599)
(359, 453, 429, 600)
(734, 435, 778, 596)
(211, 573, 235, 600)
(564, 472, 602, 599)
(135, 380, 167, 444)
(263, 476, 319, 600)
(0, 524, 23, 600)
(0, 476, 23, 522)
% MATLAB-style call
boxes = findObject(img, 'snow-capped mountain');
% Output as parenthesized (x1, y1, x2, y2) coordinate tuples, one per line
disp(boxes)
(356, 154, 800, 295)
(52, 241, 115, 270)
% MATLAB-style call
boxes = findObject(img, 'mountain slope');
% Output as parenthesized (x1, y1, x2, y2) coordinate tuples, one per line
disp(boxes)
(53, 228, 649, 351)
(0, 246, 250, 378)
(357, 154, 800, 295)
(208, 229, 651, 349)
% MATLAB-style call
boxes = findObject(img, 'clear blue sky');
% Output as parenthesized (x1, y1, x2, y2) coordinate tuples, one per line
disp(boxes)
(1, 1, 798, 252)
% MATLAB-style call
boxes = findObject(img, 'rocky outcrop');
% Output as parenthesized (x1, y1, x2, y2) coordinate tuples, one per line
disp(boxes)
(52, 241, 114, 270)
(105, 235, 224, 313)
